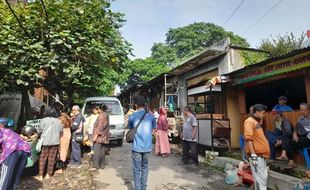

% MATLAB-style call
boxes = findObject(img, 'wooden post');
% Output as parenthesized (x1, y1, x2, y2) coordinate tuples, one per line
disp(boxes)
(238, 89, 246, 114)
(305, 75, 310, 103)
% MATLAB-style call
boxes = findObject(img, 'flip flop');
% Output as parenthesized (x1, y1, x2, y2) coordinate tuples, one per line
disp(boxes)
(276, 156, 288, 161)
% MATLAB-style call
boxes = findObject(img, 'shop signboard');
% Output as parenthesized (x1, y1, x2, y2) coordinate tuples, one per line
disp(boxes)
(233, 52, 310, 85)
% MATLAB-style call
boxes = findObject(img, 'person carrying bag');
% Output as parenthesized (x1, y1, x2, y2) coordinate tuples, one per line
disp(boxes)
(126, 109, 147, 143)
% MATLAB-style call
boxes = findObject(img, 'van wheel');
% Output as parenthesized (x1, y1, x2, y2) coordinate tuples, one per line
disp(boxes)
(117, 139, 123, 146)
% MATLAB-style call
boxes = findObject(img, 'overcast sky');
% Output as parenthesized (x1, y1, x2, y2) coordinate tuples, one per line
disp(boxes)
(111, 0, 310, 59)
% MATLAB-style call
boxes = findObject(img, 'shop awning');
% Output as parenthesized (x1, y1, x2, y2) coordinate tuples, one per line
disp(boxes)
(188, 85, 221, 96)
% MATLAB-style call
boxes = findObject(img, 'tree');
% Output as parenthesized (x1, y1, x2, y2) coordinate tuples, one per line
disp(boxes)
(151, 22, 249, 67)
(120, 22, 250, 88)
(0, 0, 131, 128)
(259, 32, 306, 57)
(0, 0, 131, 104)
(121, 58, 169, 89)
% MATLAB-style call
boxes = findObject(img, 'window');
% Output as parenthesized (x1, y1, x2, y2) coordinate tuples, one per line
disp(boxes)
(85, 100, 122, 116)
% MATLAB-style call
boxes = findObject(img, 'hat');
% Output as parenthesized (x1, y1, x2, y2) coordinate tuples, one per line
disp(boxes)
(278, 96, 287, 101)
(72, 105, 80, 111)
(252, 104, 267, 112)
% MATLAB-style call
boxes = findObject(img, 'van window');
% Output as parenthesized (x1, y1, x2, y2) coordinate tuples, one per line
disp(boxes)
(85, 100, 122, 116)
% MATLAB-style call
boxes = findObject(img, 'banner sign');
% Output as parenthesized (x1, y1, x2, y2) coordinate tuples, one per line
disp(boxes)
(233, 52, 310, 85)
(26, 119, 42, 130)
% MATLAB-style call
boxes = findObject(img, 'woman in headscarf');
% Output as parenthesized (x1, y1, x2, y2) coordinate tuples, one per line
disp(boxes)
(55, 106, 72, 174)
(155, 107, 171, 158)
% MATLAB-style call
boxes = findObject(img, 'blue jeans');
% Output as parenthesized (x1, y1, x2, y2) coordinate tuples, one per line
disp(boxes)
(266, 128, 283, 159)
(132, 151, 150, 190)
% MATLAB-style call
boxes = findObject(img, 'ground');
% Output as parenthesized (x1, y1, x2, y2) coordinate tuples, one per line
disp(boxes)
(18, 142, 244, 190)
(93, 142, 241, 190)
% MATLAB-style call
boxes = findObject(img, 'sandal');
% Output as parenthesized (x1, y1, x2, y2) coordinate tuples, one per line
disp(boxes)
(276, 156, 288, 160)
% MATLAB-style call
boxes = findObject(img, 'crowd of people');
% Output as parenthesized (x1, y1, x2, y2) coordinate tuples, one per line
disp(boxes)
(243, 96, 310, 190)
(0, 102, 111, 189)
(0, 93, 309, 190)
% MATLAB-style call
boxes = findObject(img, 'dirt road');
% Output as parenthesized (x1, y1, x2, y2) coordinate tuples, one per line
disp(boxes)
(93, 142, 241, 190)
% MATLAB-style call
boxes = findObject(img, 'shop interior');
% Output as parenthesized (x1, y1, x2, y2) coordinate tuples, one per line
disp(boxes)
(245, 76, 307, 112)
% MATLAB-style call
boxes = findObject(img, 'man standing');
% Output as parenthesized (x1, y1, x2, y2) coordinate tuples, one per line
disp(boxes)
(244, 104, 270, 190)
(181, 106, 198, 165)
(273, 96, 293, 112)
(69, 105, 85, 167)
(92, 104, 110, 170)
(286, 103, 310, 168)
(128, 96, 156, 190)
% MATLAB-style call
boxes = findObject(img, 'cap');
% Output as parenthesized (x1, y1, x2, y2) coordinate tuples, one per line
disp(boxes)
(278, 96, 287, 101)
(253, 104, 267, 112)
(72, 105, 80, 111)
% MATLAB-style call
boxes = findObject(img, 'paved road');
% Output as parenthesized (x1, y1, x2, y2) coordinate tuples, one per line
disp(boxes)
(93, 142, 242, 190)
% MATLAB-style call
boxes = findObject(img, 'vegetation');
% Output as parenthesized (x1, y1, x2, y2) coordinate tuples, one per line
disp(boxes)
(259, 32, 306, 57)
(121, 22, 249, 88)
(0, 0, 131, 103)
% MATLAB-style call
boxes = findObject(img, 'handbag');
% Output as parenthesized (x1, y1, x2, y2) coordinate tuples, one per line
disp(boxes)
(74, 121, 84, 143)
(36, 122, 53, 152)
(54, 152, 63, 170)
(126, 109, 147, 143)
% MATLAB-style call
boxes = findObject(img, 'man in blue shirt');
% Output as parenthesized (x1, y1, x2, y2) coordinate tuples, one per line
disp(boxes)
(273, 96, 293, 112)
(128, 96, 156, 190)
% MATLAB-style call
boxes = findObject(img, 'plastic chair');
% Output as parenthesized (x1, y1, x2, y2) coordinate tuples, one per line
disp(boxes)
(299, 147, 310, 169)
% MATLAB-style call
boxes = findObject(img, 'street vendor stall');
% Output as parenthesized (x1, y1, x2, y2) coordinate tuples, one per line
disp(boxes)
(188, 76, 231, 150)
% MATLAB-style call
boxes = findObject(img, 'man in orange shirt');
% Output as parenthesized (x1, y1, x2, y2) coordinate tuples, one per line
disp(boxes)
(244, 104, 269, 190)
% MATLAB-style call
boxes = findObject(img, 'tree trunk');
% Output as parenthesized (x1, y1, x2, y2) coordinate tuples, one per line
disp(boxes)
(17, 88, 33, 132)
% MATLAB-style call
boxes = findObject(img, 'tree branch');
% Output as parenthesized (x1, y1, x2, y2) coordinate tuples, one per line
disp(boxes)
(5, 0, 31, 38)
(39, 0, 49, 23)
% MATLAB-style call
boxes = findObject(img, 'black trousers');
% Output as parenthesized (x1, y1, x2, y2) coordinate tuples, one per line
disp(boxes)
(287, 136, 310, 160)
(182, 140, 198, 165)
(93, 143, 107, 169)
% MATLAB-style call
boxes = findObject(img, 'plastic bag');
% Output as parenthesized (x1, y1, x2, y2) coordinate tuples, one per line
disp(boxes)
(225, 166, 239, 185)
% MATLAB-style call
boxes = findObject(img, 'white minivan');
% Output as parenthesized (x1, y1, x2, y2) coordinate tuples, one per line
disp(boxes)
(82, 97, 125, 146)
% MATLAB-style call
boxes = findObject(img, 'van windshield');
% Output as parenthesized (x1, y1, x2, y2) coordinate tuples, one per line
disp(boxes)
(84, 100, 123, 116)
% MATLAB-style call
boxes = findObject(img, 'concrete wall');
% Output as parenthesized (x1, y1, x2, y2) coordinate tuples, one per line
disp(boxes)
(177, 60, 221, 108)
(219, 49, 245, 75)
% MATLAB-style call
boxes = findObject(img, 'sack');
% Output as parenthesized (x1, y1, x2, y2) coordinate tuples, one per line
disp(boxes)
(26, 140, 39, 168)
(126, 127, 138, 143)
(35, 138, 44, 152)
(74, 132, 84, 143)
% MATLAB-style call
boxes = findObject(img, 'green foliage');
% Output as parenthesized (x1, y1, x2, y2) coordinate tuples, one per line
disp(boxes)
(151, 22, 249, 67)
(0, 0, 131, 101)
(122, 58, 169, 88)
(259, 32, 306, 57)
(239, 50, 268, 65)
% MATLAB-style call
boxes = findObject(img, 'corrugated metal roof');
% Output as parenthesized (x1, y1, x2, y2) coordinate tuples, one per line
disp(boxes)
(226, 46, 310, 76)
